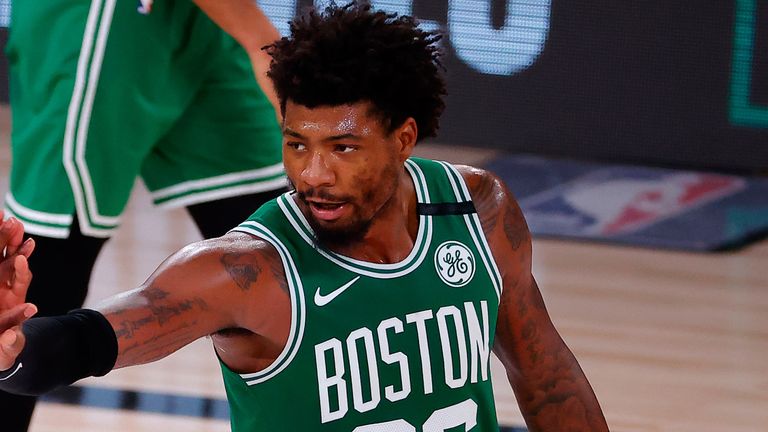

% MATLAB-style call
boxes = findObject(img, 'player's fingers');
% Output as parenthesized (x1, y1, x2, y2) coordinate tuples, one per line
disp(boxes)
(1, 218, 25, 258)
(0, 244, 32, 290)
(16, 238, 36, 260)
(0, 303, 36, 331)
(0, 253, 17, 289)
(0, 326, 26, 371)
(0, 256, 14, 289)
(0, 217, 14, 254)
(9, 256, 33, 300)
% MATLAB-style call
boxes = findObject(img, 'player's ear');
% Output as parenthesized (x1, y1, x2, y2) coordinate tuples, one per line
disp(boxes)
(394, 117, 417, 163)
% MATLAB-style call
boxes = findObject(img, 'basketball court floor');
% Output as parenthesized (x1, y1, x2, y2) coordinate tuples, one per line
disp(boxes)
(1, 106, 767, 431)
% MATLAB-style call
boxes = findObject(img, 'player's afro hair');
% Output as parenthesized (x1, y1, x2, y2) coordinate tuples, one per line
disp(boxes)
(266, 1, 447, 141)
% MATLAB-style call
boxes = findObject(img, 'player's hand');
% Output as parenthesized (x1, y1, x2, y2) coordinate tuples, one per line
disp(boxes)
(1, 212, 35, 307)
(0, 303, 36, 370)
(0, 212, 37, 370)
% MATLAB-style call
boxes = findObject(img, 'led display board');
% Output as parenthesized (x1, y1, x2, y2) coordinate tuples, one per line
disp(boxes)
(1, 1, 766, 170)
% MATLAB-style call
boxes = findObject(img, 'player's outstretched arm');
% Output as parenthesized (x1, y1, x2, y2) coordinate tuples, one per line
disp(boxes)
(0, 228, 279, 396)
(97, 233, 263, 369)
(461, 166, 609, 431)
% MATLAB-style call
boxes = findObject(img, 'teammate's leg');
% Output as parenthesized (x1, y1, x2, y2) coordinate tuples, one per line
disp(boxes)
(2, 1, 201, 429)
(186, 188, 287, 239)
(25, 221, 108, 315)
(145, 11, 286, 237)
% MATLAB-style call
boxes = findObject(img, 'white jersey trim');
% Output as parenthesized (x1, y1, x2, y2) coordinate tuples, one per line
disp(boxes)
(4, 192, 73, 226)
(150, 163, 286, 200)
(438, 161, 503, 301)
(62, 0, 122, 237)
(2, 204, 70, 238)
(274, 160, 434, 279)
(154, 176, 288, 209)
(228, 222, 306, 385)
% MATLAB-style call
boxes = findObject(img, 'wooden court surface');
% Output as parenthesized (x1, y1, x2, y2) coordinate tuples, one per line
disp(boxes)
(1, 105, 767, 431)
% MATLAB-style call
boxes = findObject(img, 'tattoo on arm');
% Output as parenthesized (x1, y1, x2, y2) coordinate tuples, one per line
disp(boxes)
(502, 199, 527, 251)
(112, 285, 210, 340)
(471, 172, 500, 232)
(150, 297, 210, 325)
(468, 169, 528, 253)
(496, 278, 606, 430)
(220, 252, 261, 291)
(267, 255, 289, 294)
(112, 315, 154, 341)
(109, 284, 212, 366)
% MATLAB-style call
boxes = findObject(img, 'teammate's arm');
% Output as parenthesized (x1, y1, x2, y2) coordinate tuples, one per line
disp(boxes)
(461, 166, 609, 431)
(191, 0, 281, 113)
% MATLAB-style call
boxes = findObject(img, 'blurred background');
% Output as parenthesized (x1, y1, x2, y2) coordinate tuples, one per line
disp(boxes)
(1, 1, 767, 431)
(5, 0, 768, 170)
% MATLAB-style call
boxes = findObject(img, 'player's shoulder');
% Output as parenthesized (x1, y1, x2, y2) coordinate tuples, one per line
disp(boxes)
(164, 231, 288, 298)
(169, 231, 282, 270)
(452, 163, 510, 209)
(453, 163, 529, 245)
(453, 164, 503, 188)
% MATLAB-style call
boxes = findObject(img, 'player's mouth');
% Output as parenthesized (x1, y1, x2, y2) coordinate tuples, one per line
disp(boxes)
(307, 200, 348, 221)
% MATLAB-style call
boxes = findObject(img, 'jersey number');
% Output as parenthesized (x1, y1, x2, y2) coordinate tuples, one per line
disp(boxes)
(352, 398, 478, 432)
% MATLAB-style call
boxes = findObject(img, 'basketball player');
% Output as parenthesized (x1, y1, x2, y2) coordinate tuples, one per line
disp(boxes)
(0, 3, 609, 430)
(1, 0, 286, 429)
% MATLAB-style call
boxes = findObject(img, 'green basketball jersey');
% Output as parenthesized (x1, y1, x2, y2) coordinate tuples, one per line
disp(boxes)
(224, 158, 503, 431)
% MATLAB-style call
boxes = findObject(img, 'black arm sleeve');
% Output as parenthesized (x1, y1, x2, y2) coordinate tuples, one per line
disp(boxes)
(0, 309, 118, 396)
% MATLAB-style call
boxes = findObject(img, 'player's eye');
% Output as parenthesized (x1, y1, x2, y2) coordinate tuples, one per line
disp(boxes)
(334, 144, 357, 153)
(286, 141, 306, 151)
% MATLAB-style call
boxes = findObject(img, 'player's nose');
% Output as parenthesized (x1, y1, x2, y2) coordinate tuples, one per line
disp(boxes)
(300, 152, 335, 188)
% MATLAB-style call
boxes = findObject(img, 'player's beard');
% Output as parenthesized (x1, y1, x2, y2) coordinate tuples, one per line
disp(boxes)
(291, 163, 401, 250)
(305, 193, 376, 249)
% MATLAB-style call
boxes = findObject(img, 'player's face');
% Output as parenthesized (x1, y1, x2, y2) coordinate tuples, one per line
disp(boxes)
(282, 101, 410, 247)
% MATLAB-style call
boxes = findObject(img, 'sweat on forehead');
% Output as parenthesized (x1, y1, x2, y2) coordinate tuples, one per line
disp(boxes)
(282, 101, 385, 137)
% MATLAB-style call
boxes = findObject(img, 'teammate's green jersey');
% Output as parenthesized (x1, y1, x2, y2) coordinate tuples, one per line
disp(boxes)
(224, 158, 503, 431)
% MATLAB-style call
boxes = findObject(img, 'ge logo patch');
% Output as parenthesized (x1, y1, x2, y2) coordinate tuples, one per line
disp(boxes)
(434, 241, 475, 287)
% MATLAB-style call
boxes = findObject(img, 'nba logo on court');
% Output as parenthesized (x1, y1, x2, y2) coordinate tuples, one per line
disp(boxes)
(434, 241, 476, 287)
(521, 167, 747, 236)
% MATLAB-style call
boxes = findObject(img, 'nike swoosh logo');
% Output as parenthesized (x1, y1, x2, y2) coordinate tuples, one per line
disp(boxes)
(314, 276, 361, 307)
(0, 362, 22, 381)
